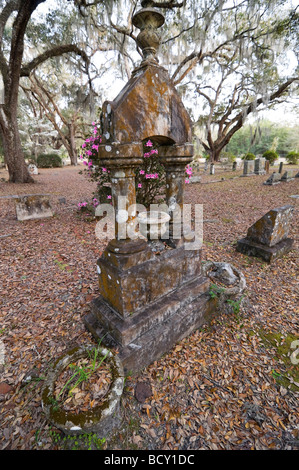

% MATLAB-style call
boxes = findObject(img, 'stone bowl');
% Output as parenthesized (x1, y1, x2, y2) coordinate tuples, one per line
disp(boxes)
(137, 210, 170, 240)
(41, 344, 124, 437)
(202, 261, 246, 301)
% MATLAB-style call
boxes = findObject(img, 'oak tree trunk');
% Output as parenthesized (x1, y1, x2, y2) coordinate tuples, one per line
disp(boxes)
(0, 106, 34, 183)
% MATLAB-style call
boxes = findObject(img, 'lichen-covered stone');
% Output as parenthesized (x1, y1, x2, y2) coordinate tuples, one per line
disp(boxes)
(246, 205, 294, 247)
(236, 205, 294, 262)
(281, 170, 294, 182)
(263, 172, 281, 185)
(15, 194, 53, 221)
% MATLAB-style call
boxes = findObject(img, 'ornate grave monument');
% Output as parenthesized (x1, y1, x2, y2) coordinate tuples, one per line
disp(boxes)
(84, 1, 216, 373)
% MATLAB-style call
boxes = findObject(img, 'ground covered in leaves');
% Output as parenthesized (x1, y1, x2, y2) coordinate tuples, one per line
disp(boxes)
(0, 164, 298, 450)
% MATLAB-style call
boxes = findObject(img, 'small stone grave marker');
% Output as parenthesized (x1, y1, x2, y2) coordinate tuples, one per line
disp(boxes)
(242, 160, 255, 177)
(28, 164, 38, 175)
(263, 172, 281, 185)
(236, 205, 294, 262)
(281, 170, 294, 182)
(254, 158, 266, 175)
(15, 194, 53, 221)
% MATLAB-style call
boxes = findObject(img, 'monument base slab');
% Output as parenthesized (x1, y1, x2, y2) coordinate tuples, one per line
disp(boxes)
(84, 276, 216, 374)
(236, 237, 294, 263)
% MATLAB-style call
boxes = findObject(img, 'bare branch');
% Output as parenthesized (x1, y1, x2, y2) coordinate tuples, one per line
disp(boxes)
(20, 44, 90, 77)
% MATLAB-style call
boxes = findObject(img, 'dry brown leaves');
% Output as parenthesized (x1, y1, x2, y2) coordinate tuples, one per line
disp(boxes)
(0, 165, 298, 450)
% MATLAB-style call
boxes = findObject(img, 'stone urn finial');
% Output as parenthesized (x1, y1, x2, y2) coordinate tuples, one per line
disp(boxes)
(132, 1, 165, 67)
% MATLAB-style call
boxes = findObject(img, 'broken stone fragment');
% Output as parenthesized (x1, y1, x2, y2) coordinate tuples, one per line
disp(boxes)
(263, 172, 281, 185)
(246, 205, 294, 247)
(207, 262, 238, 286)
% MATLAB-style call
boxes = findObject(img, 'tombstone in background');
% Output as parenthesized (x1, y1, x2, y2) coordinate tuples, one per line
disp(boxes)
(210, 163, 215, 175)
(236, 205, 294, 262)
(204, 160, 208, 172)
(279, 162, 284, 174)
(295, 171, 299, 178)
(265, 160, 270, 174)
(84, 0, 216, 374)
(281, 170, 294, 182)
(242, 159, 255, 177)
(263, 172, 281, 185)
(28, 163, 38, 175)
(15, 194, 53, 221)
(232, 161, 237, 171)
(254, 158, 266, 175)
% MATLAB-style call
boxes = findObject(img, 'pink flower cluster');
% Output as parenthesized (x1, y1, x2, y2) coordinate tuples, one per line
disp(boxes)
(78, 201, 88, 208)
(145, 173, 159, 179)
(80, 123, 102, 165)
(185, 164, 193, 184)
(144, 149, 158, 158)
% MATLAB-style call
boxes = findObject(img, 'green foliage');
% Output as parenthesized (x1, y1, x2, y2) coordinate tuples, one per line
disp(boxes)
(209, 283, 225, 299)
(220, 151, 236, 162)
(243, 152, 256, 160)
(285, 151, 299, 165)
(262, 150, 278, 165)
(49, 429, 106, 450)
(226, 122, 299, 157)
(57, 346, 110, 400)
(37, 153, 62, 168)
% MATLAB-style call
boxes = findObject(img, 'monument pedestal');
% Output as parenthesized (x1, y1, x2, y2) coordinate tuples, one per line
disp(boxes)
(84, 243, 215, 373)
(236, 237, 294, 263)
(236, 205, 294, 263)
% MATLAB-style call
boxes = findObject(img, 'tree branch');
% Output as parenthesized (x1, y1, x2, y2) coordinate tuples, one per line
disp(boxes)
(20, 44, 90, 77)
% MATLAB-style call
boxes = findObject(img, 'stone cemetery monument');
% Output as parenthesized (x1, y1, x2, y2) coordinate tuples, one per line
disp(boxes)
(254, 158, 266, 175)
(236, 205, 294, 262)
(84, 1, 217, 373)
(28, 163, 38, 175)
(14, 194, 53, 221)
(281, 170, 294, 182)
(279, 162, 284, 174)
(265, 160, 270, 173)
(264, 172, 281, 186)
(242, 159, 255, 177)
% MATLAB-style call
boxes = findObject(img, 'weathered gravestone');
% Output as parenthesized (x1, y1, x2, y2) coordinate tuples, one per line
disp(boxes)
(263, 172, 281, 185)
(254, 158, 266, 175)
(28, 164, 38, 175)
(15, 194, 53, 221)
(210, 163, 215, 175)
(278, 162, 284, 174)
(281, 170, 294, 182)
(242, 160, 255, 177)
(236, 205, 294, 262)
(295, 171, 299, 178)
(84, 1, 218, 374)
(265, 160, 270, 174)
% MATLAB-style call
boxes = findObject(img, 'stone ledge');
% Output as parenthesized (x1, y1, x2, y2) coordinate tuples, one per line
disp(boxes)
(236, 237, 294, 263)
(84, 277, 216, 374)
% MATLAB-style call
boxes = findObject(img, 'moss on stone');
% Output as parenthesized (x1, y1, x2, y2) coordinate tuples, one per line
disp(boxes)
(257, 329, 299, 392)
